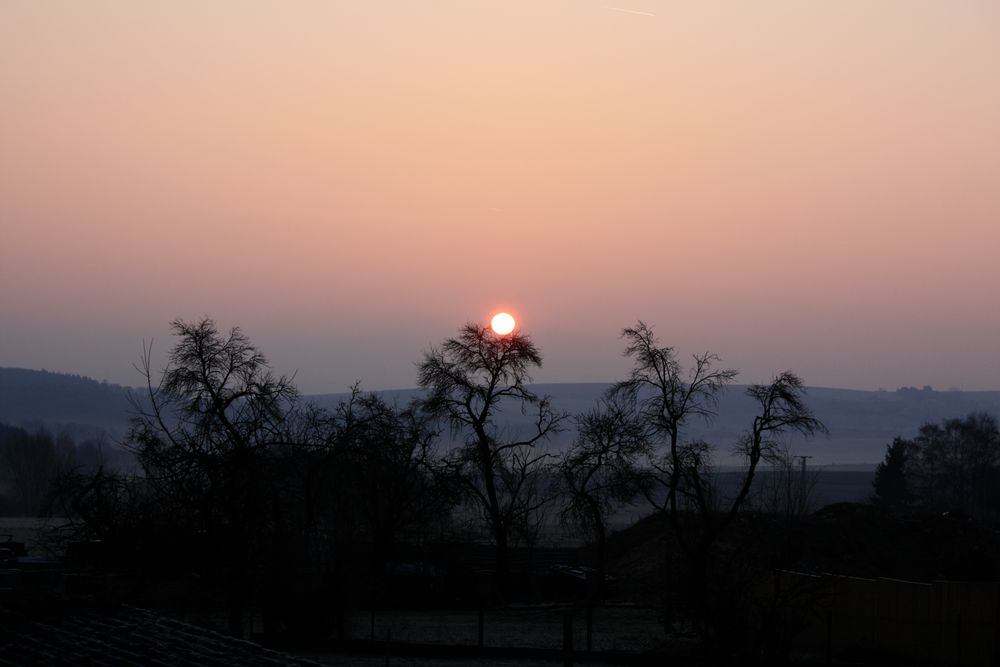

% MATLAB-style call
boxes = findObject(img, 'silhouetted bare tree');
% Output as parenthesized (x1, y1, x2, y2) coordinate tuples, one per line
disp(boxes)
(559, 395, 649, 599)
(417, 323, 565, 592)
(127, 317, 299, 636)
(611, 321, 825, 641)
(611, 322, 738, 527)
(331, 387, 449, 569)
(46, 465, 148, 546)
(46, 318, 457, 639)
(253, 386, 450, 636)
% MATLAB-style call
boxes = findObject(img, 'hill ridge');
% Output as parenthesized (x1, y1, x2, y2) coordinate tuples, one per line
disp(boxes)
(5, 367, 1000, 465)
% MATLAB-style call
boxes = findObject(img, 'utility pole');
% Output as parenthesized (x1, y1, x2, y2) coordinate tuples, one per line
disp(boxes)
(795, 455, 814, 514)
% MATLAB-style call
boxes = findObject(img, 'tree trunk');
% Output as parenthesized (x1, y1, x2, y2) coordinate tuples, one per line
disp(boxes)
(494, 527, 509, 598)
(595, 529, 607, 603)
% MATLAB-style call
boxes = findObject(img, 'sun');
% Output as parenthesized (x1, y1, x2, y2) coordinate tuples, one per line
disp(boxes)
(490, 312, 516, 336)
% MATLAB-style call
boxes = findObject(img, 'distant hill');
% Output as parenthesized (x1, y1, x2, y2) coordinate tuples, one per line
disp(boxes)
(5, 367, 1000, 465)
(0, 368, 136, 436)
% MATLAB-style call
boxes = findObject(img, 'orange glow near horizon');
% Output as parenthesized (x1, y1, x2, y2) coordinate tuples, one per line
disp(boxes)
(2, 2, 999, 392)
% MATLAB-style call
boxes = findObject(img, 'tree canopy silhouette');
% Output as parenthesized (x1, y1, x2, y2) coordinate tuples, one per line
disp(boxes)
(876, 412, 1000, 518)
(417, 323, 565, 592)
(611, 321, 825, 641)
(559, 394, 649, 599)
(127, 318, 299, 636)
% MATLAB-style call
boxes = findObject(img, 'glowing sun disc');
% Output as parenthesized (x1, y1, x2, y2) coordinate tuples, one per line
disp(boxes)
(491, 312, 516, 335)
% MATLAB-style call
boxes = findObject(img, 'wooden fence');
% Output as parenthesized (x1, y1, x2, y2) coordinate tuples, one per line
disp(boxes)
(778, 571, 1000, 665)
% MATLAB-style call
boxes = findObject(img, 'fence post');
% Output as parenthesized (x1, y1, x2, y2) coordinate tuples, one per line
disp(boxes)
(826, 608, 833, 664)
(955, 612, 962, 667)
(586, 604, 593, 652)
(563, 610, 574, 667)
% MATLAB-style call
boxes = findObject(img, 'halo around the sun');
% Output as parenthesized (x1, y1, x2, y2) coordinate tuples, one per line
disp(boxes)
(491, 312, 516, 335)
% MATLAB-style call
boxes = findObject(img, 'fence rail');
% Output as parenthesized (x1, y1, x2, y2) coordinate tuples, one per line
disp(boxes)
(347, 603, 665, 655)
(778, 571, 1000, 666)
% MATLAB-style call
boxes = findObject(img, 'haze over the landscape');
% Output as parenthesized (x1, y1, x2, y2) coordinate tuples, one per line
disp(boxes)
(3, 1, 999, 394)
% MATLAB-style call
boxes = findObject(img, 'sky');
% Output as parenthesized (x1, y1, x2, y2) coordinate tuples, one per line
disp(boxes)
(2, 1, 999, 394)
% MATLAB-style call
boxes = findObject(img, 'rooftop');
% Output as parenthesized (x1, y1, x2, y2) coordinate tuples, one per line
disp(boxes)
(0, 602, 321, 667)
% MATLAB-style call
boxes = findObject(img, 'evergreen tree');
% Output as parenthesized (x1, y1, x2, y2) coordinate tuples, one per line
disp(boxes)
(873, 437, 913, 510)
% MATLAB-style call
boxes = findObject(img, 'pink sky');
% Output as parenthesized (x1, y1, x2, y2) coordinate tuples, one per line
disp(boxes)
(2, 1, 999, 393)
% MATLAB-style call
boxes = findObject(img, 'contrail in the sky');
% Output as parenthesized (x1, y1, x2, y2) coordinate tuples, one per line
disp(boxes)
(606, 6, 657, 17)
